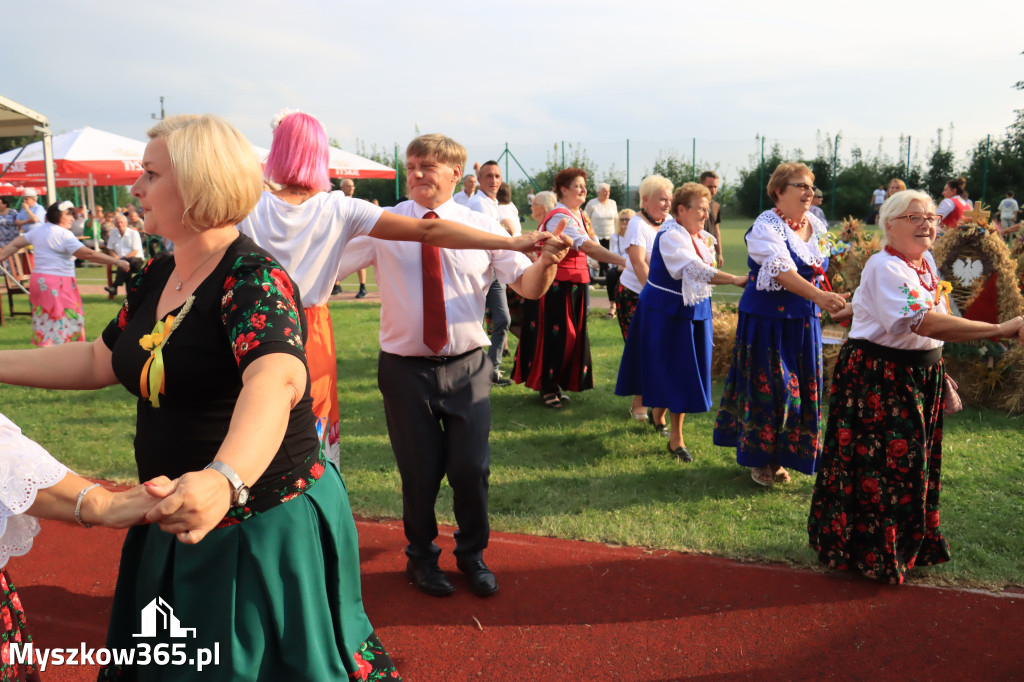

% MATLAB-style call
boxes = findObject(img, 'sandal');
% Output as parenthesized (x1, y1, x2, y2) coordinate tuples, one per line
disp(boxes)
(630, 409, 649, 422)
(651, 421, 669, 437)
(773, 467, 791, 484)
(751, 466, 774, 487)
(542, 393, 562, 409)
(667, 442, 693, 463)
(558, 392, 571, 403)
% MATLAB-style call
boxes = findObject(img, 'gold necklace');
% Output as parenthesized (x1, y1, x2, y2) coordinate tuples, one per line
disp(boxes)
(173, 247, 227, 292)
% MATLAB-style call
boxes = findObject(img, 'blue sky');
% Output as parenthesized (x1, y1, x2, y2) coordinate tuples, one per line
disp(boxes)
(9, 0, 1023, 186)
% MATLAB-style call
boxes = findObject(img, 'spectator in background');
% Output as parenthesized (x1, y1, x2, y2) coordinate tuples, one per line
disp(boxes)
(604, 208, 633, 318)
(14, 188, 44, 233)
(0, 198, 19, 247)
(496, 182, 520, 236)
(700, 171, 724, 267)
(937, 176, 970, 235)
(584, 183, 619, 277)
(997, 190, 1018, 233)
(886, 178, 906, 199)
(103, 213, 144, 296)
(469, 161, 513, 386)
(125, 205, 145, 230)
(452, 173, 477, 206)
(336, 178, 368, 298)
(869, 183, 887, 224)
(809, 187, 827, 225)
(70, 205, 88, 237)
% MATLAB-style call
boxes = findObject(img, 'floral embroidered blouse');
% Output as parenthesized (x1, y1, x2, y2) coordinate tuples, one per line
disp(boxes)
(849, 250, 947, 351)
(101, 234, 319, 484)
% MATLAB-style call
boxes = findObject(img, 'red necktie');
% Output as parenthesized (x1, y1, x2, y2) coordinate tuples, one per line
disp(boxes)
(421, 210, 448, 354)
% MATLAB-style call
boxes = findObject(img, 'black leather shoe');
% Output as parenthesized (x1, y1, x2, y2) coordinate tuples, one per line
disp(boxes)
(456, 558, 498, 596)
(103, 285, 118, 296)
(406, 560, 454, 596)
(667, 442, 693, 463)
(355, 287, 368, 299)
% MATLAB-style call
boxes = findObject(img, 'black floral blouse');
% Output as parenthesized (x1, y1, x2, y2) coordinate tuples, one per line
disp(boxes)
(101, 234, 319, 486)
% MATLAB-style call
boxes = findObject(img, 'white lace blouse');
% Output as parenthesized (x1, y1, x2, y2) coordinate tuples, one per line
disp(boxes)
(746, 210, 828, 292)
(0, 413, 68, 569)
(655, 220, 718, 307)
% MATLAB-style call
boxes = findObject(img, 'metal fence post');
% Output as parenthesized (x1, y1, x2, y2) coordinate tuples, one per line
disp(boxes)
(692, 137, 696, 181)
(906, 136, 911, 183)
(981, 134, 990, 204)
(626, 138, 630, 209)
(758, 136, 765, 214)
(831, 133, 839, 219)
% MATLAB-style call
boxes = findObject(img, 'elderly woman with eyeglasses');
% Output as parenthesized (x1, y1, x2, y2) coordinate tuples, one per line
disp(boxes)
(714, 162, 849, 487)
(808, 190, 1024, 584)
(604, 208, 634, 318)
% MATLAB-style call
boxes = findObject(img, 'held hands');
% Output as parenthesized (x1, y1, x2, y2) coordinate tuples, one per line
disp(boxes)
(831, 303, 854, 322)
(144, 469, 233, 545)
(999, 315, 1024, 340)
(536, 219, 572, 264)
(731, 273, 747, 288)
(816, 290, 850, 316)
(86, 478, 172, 528)
(117, 259, 131, 272)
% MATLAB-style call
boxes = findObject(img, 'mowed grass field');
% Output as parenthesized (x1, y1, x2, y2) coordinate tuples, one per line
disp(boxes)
(2, 220, 1021, 589)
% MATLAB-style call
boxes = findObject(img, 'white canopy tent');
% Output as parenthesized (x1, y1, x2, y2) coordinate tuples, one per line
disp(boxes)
(0, 96, 55, 200)
(250, 144, 396, 181)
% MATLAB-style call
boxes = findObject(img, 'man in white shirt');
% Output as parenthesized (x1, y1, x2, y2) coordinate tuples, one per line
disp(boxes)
(467, 161, 512, 386)
(337, 134, 569, 598)
(870, 184, 886, 224)
(809, 187, 827, 227)
(998, 191, 1019, 232)
(451, 174, 476, 205)
(102, 214, 143, 296)
(15, 189, 45, 233)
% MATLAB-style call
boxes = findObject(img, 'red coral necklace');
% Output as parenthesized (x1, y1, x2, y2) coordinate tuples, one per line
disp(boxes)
(773, 207, 807, 232)
(884, 245, 937, 292)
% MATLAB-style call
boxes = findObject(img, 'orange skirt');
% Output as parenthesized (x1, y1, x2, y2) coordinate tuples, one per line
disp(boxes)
(305, 304, 340, 465)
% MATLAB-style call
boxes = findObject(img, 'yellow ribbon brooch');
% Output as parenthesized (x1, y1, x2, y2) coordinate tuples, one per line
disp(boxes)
(936, 280, 953, 312)
(139, 295, 195, 407)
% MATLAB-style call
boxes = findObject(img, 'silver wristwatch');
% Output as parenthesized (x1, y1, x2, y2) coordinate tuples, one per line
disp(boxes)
(205, 461, 251, 507)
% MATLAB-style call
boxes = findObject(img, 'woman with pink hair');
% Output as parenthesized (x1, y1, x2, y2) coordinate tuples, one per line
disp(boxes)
(239, 111, 549, 465)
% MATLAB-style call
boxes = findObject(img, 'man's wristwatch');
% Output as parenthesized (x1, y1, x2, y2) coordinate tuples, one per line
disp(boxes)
(204, 461, 251, 507)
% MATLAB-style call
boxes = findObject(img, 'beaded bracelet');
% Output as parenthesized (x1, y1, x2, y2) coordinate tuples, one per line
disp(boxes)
(74, 483, 102, 528)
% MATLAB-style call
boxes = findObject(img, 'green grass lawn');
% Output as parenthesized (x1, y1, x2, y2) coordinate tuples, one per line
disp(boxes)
(1, 242, 1020, 590)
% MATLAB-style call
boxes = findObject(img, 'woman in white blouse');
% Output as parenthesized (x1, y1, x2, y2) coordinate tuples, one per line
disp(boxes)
(808, 190, 1024, 584)
(604, 208, 634, 318)
(616, 175, 673, 426)
(0, 413, 156, 679)
(615, 184, 746, 461)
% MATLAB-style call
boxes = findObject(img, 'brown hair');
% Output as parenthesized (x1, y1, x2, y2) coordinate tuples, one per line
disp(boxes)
(766, 162, 814, 203)
(670, 182, 712, 216)
(553, 167, 587, 201)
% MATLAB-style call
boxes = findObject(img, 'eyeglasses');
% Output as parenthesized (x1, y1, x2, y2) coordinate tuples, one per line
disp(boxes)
(688, 206, 710, 215)
(787, 183, 815, 193)
(619, 218, 631, 222)
(894, 213, 941, 227)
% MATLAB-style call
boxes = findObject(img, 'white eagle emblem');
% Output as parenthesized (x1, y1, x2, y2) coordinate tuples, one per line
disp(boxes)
(951, 258, 984, 286)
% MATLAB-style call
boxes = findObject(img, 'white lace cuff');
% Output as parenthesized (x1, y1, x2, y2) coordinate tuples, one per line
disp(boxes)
(0, 414, 69, 568)
(892, 308, 929, 337)
(679, 261, 716, 306)
(756, 254, 795, 291)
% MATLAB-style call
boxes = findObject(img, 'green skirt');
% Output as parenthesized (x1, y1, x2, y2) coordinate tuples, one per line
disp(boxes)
(99, 465, 398, 681)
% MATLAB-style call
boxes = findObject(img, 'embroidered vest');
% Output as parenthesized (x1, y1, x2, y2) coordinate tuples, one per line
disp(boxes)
(542, 207, 591, 283)
(639, 231, 711, 321)
(940, 196, 968, 229)
(738, 224, 828, 319)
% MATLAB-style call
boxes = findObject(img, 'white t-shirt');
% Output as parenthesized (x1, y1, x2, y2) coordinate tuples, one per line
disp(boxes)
(496, 203, 521, 236)
(106, 228, 143, 259)
(618, 214, 659, 294)
(872, 188, 887, 206)
(236, 190, 384, 306)
(22, 223, 85, 277)
(584, 198, 619, 240)
(849, 250, 947, 351)
(336, 199, 531, 356)
(998, 197, 1019, 220)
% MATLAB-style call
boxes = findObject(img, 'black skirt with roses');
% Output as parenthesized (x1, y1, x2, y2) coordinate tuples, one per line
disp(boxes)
(808, 339, 950, 585)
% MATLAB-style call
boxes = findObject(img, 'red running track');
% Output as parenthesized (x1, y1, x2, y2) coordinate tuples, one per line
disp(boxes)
(10, 512, 1022, 680)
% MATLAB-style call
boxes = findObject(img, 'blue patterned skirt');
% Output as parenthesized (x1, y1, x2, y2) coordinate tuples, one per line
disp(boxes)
(713, 311, 823, 475)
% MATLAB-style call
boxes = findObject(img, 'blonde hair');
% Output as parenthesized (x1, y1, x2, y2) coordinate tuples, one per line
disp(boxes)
(878, 190, 934, 246)
(147, 114, 262, 231)
(406, 134, 467, 172)
(638, 174, 673, 203)
(766, 162, 814, 203)
(533, 190, 557, 212)
(617, 208, 635, 236)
